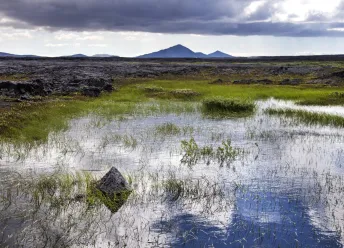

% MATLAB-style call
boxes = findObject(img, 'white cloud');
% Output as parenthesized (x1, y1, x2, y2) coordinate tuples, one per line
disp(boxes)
(275, 0, 342, 22)
(88, 44, 107, 47)
(327, 28, 344, 32)
(77, 35, 104, 41)
(55, 33, 77, 40)
(55, 32, 104, 41)
(244, 0, 266, 16)
(0, 30, 32, 39)
(45, 43, 68, 47)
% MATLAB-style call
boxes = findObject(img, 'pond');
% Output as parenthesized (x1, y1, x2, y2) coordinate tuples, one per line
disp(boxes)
(1, 98, 344, 247)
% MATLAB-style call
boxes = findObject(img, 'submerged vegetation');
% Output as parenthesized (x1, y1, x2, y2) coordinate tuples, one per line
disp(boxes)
(162, 177, 225, 202)
(266, 108, 344, 127)
(155, 122, 181, 136)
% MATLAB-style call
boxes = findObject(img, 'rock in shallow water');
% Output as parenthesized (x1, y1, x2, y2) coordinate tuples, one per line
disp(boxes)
(96, 167, 131, 213)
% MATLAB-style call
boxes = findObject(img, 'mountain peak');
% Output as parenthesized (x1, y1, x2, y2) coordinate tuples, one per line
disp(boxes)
(138, 44, 196, 58)
(171, 44, 190, 49)
(70, 54, 88, 57)
(168, 44, 194, 52)
(138, 45, 233, 58)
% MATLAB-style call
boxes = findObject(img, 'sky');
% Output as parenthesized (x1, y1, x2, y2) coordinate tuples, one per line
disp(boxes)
(0, 0, 344, 57)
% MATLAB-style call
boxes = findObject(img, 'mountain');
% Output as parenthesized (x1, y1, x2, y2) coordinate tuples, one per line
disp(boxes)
(139, 45, 199, 58)
(194, 52, 208, 58)
(0, 52, 39, 58)
(92, 54, 118, 58)
(137, 45, 233, 58)
(0, 52, 15, 57)
(208, 51, 233, 58)
(67, 54, 88, 58)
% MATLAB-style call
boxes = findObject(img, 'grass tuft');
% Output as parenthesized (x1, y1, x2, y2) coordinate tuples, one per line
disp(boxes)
(181, 138, 241, 167)
(142, 86, 165, 93)
(202, 97, 256, 118)
(170, 89, 201, 99)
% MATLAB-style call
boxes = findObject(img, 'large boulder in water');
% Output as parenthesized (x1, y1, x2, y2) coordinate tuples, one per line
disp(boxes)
(96, 167, 131, 212)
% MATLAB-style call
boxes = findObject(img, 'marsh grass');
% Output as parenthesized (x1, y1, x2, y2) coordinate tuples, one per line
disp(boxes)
(6, 171, 132, 216)
(266, 108, 344, 127)
(181, 138, 241, 167)
(202, 97, 256, 118)
(155, 123, 181, 136)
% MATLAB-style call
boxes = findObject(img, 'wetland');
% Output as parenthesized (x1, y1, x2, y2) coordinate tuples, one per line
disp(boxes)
(1, 57, 344, 247)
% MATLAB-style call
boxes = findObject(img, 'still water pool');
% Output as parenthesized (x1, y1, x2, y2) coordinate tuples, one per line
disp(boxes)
(1, 99, 344, 247)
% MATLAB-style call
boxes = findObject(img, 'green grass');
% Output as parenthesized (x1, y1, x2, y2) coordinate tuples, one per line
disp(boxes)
(142, 86, 165, 93)
(138, 80, 344, 102)
(266, 108, 344, 128)
(298, 92, 344, 106)
(2, 79, 344, 143)
(140, 85, 201, 100)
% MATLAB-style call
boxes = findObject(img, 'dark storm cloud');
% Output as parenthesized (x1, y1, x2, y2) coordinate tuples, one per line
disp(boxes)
(336, 0, 344, 18)
(306, 12, 329, 22)
(0, 0, 344, 37)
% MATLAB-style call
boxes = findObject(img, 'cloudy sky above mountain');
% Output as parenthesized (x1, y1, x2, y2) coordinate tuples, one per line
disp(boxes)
(0, 0, 344, 57)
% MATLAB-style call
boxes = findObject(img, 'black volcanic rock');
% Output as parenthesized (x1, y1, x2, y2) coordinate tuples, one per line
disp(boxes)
(0, 80, 46, 98)
(96, 167, 131, 213)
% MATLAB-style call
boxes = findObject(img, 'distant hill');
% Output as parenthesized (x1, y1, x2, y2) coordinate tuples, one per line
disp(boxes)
(138, 45, 233, 58)
(0, 52, 15, 57)
(92, 54, 118, 58)
(0, 52, 39, 58)
(208, 51, 233, 58)
(65, 54, 88, 58)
